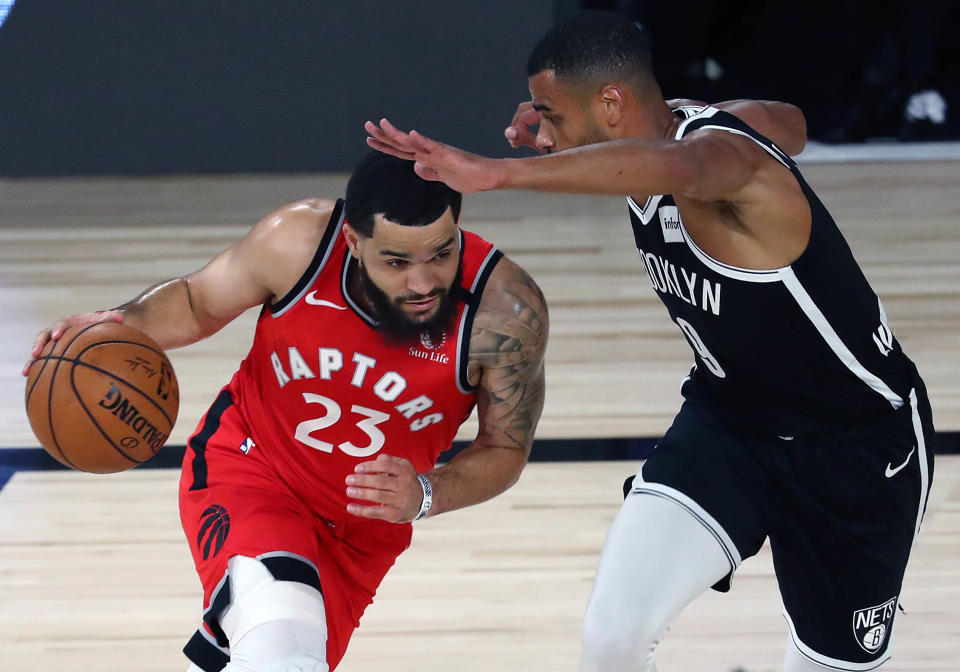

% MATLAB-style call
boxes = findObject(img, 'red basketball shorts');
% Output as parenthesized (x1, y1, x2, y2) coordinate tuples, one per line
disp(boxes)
(179, 389, 413, 671)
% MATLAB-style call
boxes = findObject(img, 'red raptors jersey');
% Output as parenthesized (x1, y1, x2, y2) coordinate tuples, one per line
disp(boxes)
(226, 200, 502, 522)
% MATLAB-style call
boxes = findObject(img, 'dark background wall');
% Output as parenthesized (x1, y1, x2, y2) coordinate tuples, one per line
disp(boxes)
(585, 0, 960, 143)
(2, 1, 958, 177)
(0, 1, 553, 176)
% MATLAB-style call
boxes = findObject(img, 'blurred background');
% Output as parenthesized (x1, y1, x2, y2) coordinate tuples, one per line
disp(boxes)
(2, 5, 959, 670)
(2, 0, 958, 178)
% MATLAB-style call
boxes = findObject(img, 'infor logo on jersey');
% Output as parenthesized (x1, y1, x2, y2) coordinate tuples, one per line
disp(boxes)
(852, 596, 897, 653)
(658, 206, 685, 243)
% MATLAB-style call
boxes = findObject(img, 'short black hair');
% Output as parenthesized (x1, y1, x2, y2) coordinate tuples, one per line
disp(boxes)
(527, 11, 654, 92)
(345, 151, 462, 237)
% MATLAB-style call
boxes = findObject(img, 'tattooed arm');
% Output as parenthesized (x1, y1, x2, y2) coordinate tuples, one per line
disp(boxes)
(420, 256, 548, 517)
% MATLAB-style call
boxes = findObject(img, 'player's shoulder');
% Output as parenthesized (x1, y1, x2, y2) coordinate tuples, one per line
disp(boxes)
(255, 198, 339, 238)
(244, 198, 339, 258)
(475, 253, 548, 349)
(236, 198, 340, 296)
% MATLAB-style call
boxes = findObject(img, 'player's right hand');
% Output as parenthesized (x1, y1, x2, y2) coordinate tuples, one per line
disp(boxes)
(23, 310, 124, 376)
(504, 101, 545, 153)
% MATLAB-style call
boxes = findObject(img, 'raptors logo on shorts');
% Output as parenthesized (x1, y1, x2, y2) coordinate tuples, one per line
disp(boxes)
(196, 505, 230, 560)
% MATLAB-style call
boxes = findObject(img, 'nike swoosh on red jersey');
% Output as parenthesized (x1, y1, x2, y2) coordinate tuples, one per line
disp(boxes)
(305, 291, 347, 310)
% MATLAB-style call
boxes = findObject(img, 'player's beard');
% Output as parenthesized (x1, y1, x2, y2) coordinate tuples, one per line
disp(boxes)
(358, 259, 462, 346)
(577, 115, 610, 147)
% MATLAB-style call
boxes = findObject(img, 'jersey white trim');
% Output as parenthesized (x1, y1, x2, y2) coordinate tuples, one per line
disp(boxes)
(455, 244, 502, 394)
(272, 206, 346, 318)
(694, 125, 792, 168)
(779, 267, 903, 408)
(468, 237, 498, 293)
(674, 105, 708, 119)
(783, 610, 891, 671)
(626, 195, 663, 225)
(678, 222, 787, 283)
(674, 105, 720, 139)
(630, 471, 742, 578)
(909, 388, 930, 536)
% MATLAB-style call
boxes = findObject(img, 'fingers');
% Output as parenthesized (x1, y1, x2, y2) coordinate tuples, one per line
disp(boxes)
(30, 328, 52, 357)
(365, 136, 416, 161)
(364, 120, 440, 161)
(505, 101, 542, 150)
(23, 310, 124, 376)
(345, 454, 420, 522)
(365, 120, 419, 160)
(23, 328, 52, 375)
(365, 118, 415, 150)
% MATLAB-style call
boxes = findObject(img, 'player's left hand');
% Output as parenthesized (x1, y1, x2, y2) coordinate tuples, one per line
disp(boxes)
(364, 118, 504, 194)
(345, 454, 425, 523)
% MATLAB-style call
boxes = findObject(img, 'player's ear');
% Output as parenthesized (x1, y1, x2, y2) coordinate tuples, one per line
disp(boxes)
(342, 223, 362, 258)
(597, 84, 626, 127)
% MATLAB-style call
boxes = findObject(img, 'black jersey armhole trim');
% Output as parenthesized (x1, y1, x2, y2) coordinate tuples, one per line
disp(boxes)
(269, 199, 345, 315)
(457, 248, 504, 392)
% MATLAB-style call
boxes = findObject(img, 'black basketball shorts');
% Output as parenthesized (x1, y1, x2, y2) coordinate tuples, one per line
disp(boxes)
(628, 383, 935, 670)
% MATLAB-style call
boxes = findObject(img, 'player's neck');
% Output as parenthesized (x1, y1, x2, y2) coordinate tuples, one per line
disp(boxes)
(619, 100, 678, 142)
(651, 100, 681, 140)
(345, 257, 374, 314)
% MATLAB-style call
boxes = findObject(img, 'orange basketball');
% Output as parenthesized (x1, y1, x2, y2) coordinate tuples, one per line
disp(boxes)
(24, 321, 180, 473)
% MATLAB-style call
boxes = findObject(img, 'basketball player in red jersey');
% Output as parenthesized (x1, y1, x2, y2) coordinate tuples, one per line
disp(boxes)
(24, 151, 548, 672)
(367, 11, 936, 672)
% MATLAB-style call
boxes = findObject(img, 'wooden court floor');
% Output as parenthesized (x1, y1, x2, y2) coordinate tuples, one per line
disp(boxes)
(1, 159, 959, 670)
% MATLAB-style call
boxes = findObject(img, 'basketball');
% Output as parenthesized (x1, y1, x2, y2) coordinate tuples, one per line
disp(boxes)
(24, 321, 180, 473)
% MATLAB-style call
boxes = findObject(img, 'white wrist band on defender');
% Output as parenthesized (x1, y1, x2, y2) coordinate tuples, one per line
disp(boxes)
(413, 473, 433, 521)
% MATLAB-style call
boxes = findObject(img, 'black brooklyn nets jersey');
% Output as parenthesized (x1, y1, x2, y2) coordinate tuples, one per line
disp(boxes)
(628, 106, 915, 437)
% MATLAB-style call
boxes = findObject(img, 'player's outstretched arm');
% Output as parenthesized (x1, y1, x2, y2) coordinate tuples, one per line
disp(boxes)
(366, 117, 761, 202)
(23, 199, 336, 373)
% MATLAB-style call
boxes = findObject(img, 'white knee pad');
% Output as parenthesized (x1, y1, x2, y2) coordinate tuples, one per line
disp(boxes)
(221, 555, 327, 646)
(218, 555, 329, 672)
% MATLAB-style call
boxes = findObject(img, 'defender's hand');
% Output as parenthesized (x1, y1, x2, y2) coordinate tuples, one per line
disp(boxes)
(345, 454, 425, 523)
(23, 310, 123, 376)
(504, 101, 544, 152)
(365, 119, 504, 194)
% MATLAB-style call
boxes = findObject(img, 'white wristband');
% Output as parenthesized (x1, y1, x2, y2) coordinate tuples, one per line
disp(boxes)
(413, 473, 433, 521)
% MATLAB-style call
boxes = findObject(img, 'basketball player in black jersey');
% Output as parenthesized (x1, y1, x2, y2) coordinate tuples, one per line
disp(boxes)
(366, 10, 937, 672)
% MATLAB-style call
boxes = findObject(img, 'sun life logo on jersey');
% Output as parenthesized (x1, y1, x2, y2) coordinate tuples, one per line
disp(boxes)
(852, 596, 897, 653)
(419, 330, 446, 351)
(407, 330, 450, 364)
